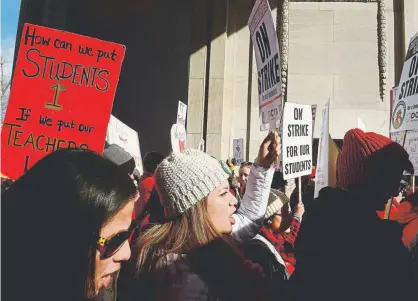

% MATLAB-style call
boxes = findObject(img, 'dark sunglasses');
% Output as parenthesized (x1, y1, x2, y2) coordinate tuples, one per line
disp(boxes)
(97, 218, 140, 259)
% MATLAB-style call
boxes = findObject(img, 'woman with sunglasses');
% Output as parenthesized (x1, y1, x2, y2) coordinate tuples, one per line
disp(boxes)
(2, 149, 138, 301)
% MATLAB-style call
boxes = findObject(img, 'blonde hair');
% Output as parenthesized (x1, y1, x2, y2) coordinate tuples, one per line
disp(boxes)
(136, 198, 234, 272)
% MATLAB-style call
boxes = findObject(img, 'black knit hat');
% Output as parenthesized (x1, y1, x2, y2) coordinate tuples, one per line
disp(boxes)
(104, 144, 135, 175)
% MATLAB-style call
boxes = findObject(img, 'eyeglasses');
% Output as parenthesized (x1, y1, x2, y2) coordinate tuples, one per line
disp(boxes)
(97, 219, 140, 259)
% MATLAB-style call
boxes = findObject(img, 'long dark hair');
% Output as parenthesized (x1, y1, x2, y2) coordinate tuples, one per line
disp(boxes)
(2, 149, 137, 301)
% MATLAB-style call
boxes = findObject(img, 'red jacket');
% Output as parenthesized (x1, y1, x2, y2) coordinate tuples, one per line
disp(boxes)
(134, 173, 155, 219)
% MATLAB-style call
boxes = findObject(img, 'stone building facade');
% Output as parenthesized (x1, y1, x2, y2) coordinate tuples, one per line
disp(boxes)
(186, 0, 418, 160)
(13, 0, 418, 159)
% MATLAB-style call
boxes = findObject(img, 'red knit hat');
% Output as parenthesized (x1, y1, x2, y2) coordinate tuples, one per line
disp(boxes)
(337, 128, 412, 189)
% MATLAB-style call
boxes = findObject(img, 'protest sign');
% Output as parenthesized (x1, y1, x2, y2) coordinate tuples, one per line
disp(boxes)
(177, 101, 187, 127)
(314, 100, 330, 198)
(390, 86, 407, 143)
(233, 138, 245, 165)
(107, 115, 143, 175)
(248, 0, 282, 130)
(282, 103, 312, 180)
(403, 130, 418, 175)
(311, 105, 317, 133)
(391, 32, 418, 132)
(170, 123, 186, 152)
(198, 138, 205, 152)
(1, 24, 125, 180)
(390, 86, 398, 128)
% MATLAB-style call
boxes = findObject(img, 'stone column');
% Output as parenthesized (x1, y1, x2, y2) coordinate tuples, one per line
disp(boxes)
(205, 0, 228, 159)
(187, 0, 208, 149)
(403, 0, 418, 50)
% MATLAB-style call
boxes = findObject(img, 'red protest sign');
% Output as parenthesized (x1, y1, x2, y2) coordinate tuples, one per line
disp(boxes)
(1, 24, 125, 180)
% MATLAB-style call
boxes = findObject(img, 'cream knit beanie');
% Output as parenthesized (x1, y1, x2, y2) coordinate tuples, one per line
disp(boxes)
(155, 149, 228, 219)
(265, 189, 290, 219)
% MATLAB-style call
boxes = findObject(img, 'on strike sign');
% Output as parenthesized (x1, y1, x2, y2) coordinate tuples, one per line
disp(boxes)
(1, 24, 125, 180)
(282, 103, 313, 180)
(391, 32, 418, 132)
(248, 0, 282, 130)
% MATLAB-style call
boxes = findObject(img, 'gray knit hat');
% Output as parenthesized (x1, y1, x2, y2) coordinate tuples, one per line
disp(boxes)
(265, 189, 290, 219)
(155, 149, 228, 218)
(103, 144, 135, 175)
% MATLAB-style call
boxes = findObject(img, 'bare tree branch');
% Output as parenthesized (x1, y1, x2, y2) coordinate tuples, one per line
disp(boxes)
(1, 54, 12, 124)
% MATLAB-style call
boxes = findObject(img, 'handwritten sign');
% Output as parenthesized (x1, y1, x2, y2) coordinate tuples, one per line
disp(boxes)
(391, 32, 418, 132)
(170, 123, 186, 152)
(282, 103, 313, 180)
(403, 130, 418, 175)
(107, 115, 143, 175)
(248, 0, 282, 130)
(1, 24, 125, 179)
(233, 138, 244, 165)
(177, 101, 187, 127)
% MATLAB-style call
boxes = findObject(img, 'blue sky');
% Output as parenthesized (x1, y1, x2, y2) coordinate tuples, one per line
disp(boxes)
(2, 0, 21, 60)
(1, 0, 21, 122)
(2, 0, 21, 39)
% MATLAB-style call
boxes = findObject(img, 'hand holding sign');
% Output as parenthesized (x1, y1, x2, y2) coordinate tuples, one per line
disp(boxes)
(256, 132, 280, 168)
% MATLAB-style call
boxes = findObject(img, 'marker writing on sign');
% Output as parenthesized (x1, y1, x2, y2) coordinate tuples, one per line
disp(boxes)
(16, 108, 31, 121)
(2, 122, 89, 153)
(21, 48, 110, 92)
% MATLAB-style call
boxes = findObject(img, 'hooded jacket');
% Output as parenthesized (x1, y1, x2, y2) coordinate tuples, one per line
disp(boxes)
(292, 187, 418, 301)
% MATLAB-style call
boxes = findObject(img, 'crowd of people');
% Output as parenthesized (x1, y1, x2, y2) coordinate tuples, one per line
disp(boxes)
(2, 129, 418, 301)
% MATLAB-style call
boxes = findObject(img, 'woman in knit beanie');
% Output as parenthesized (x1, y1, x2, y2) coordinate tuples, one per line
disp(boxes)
(120, 133, 279, 301)
(244, 189, 304, 281)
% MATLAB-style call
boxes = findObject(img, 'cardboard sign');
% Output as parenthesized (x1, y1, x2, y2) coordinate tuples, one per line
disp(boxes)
(233, 138, 244, 165)
(170, 123, 186, 152)
(282, 103, 313, 180)
(403, 130, 418, 175)
(248, 0, 282, 130)
(314, 100, 330, 198)
(177, 101, 187, 127)
(1, 24, 125, 179)
(391, 32, 418, 132)
(106, 115, 143, 175)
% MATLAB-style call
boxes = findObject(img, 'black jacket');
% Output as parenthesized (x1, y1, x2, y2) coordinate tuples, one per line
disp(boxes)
(117, 240, 269, 301)
(292, 187, 418, 301)
(243, 236, 299, 300)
